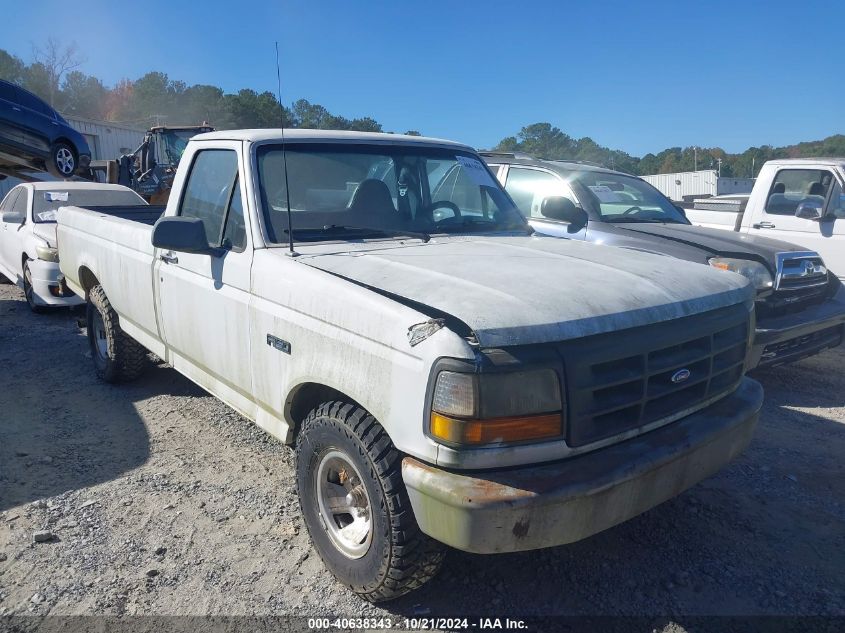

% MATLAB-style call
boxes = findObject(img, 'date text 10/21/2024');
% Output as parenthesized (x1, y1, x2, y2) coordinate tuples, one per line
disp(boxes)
(307, 617, 529, 630)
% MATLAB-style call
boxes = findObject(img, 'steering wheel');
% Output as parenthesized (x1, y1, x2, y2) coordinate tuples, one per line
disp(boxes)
(622, 206, 643, 215)
(428, 200, 461, 222)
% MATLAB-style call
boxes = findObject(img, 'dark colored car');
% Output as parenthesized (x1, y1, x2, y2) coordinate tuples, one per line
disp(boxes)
(482, 151, 845, 368)
(0, 79, 91, 179)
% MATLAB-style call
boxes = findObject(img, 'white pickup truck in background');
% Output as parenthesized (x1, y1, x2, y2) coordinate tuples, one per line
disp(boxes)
(56, 129, 763, 601)
(686, 158, 845, 280)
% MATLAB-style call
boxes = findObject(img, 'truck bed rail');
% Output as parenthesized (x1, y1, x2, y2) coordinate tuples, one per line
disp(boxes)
(72, 204, 165, 225)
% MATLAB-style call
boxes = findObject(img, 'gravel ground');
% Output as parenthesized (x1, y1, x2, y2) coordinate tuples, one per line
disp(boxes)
(0, 282, 843, 626)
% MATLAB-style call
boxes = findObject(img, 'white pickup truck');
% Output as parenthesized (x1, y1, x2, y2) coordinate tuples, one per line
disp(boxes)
(57, 129, 763, 601)
(686, 158, 845, 279)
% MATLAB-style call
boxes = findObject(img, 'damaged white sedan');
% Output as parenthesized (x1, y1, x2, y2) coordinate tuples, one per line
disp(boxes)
(0, 181, 146, 311)
(56, 129, 763, 601)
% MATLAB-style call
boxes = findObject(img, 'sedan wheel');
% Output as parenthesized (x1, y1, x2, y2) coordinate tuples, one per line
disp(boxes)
(23, 260, 47, 313)
(47, 142, 76, 178)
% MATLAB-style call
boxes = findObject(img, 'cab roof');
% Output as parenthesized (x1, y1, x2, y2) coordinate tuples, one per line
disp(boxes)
(764, 157, 845, 167)
(479, 151, 623, 176)
(191, 128, 472, 151)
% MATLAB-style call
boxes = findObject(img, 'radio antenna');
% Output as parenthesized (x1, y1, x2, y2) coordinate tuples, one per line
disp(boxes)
(275, 41, 298, 257)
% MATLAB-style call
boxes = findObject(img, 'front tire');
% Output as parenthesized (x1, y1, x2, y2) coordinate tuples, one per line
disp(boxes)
(23, 260, 47, 313)
(295, 401, 445, 602)
(46, 142, 77, 178)
(87, 285, 147, 382)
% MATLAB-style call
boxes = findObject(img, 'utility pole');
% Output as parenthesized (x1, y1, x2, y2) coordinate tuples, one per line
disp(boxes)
(717, 157, 722, 177)
(751, 156, 756, 179)
(694, 147, 698, 172)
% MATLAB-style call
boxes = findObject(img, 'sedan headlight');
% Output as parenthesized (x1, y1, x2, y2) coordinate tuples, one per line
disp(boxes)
(708, 257, 773, 291)
(35, 246, 60, 263)
(430, 369, 562, 446)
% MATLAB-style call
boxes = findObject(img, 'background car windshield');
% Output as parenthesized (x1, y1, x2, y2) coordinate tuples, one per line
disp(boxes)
(571, 171, 687, 223)
(32, 189, 145, 223)
(257, 143, 525, 243)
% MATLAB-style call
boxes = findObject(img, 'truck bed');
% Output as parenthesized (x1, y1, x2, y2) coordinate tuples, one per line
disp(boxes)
(75, 204, 165, 225)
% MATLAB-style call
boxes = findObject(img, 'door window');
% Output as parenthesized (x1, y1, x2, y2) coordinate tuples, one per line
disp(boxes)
(505, 167, 577, 218)
(0, 188, 20, 213)
(825, 180, 845, 219)
(179, 150, 245, 250)
(222, 177, 247, 251)
(765, 169, 834, 216)
(429, 163, 486, 217)
(11, 188, 28, 215)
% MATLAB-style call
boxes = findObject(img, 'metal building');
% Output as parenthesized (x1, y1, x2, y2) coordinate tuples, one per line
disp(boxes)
(641, 170, 755, 202)
(0, 115, 145, 199)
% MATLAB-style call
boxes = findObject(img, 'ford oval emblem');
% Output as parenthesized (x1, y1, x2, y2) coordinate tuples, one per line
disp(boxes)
(671, 369, 691, 384)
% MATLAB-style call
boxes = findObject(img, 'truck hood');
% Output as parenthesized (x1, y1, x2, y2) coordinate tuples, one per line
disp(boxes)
(295, 235, 753, 347)
(593, 222, 811, 270)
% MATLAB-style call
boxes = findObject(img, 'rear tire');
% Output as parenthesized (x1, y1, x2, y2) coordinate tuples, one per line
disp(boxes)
(46, 142, 77, 178)
(295, 401, 445, 602)
(23, 260, 47, 313)
(87, 285, 147, 382)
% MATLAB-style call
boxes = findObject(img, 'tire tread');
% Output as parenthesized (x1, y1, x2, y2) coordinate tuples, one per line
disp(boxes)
(295, 400, 445, 602)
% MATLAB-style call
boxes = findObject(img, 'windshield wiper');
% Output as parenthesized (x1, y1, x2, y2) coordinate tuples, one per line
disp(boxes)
(290, 224, 431, 242)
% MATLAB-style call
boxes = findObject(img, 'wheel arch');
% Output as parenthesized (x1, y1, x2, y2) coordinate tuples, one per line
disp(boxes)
(52, 136, 78, 156)
(285, 381, 366, 441)
(77, 266, 100, 300)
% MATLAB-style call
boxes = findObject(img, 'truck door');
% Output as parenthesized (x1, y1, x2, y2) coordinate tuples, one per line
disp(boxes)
(156, 144, 256, 415)
(503, 166, 587, 240)
(750, 167, 845, 279)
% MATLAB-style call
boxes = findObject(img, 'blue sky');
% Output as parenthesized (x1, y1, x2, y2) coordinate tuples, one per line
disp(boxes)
(4, 0, 843, 156)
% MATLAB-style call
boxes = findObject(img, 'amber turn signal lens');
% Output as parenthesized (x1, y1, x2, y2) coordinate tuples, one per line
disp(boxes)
(430, 412, 561, 446)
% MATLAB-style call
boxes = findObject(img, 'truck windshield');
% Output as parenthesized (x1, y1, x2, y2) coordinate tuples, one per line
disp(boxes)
(159, 130, 197, 165)
(570, 171, 688, 224)
(32, 189, 146, 223)
(256, 143, 528, 243)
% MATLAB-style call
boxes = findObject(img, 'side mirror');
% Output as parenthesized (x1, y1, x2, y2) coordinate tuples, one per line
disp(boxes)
(540, 196, 588, 231)
(795, 200, 824, 221)
(1, 211, 25, 225)
(152, 217, 213, 253)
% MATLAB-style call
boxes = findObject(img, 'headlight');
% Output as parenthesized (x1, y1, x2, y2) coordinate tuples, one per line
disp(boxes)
(35, 246, 60, 263)
(708, 257, 773, 291)
(430, 369, 562, 446)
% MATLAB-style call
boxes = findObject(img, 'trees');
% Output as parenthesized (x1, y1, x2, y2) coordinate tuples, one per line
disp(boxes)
(61, 71, 109, 120)
(492, 122, 639, 173)
(0, 43, 387, 134)
(30, 38, 84, 107)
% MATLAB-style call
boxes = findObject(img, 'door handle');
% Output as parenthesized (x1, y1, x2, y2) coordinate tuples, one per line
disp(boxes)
(12, 106, 21, 111)
(752, 221, 776, 229)
(159, 252, 179, 264)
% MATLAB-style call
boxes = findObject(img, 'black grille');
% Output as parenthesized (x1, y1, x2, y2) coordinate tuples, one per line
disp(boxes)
(560, 304, 749, 447)
(760, 325, 843, 366)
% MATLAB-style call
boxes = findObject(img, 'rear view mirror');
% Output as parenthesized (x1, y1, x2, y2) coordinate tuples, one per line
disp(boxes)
(540, 196, 588, 232)
(152, 217, 213, 253)
(1, 211, 24, 225)
(795, 200, 824, 221)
